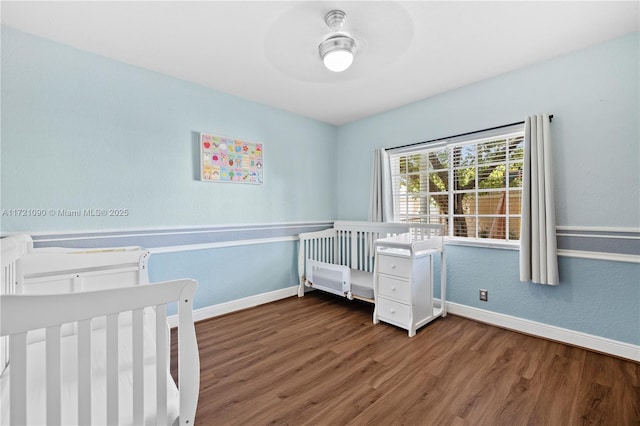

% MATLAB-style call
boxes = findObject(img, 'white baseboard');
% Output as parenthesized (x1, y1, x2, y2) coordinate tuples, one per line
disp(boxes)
(167, 285, 298, 328)
(445, 301, 640, 362)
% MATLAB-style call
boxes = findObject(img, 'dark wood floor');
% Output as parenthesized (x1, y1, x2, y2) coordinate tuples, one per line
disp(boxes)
(172, 291, 639, 426)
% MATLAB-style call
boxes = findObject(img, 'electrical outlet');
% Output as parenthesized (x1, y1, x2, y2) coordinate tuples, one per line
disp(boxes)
(479, 289, 488, 301)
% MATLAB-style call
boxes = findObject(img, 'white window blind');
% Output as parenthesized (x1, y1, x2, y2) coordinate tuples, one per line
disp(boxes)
(389, 125, 525, 242)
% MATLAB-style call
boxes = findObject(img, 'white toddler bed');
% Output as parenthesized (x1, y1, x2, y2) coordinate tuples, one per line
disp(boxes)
(0, 234, 199, 425)
(298, 221, 443, 302)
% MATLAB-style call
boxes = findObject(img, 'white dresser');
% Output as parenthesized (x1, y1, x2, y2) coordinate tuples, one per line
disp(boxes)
(373, 230, 446, 337)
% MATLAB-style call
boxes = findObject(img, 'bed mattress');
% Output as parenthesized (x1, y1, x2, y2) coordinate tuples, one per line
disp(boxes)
(350, 269, 374, 300)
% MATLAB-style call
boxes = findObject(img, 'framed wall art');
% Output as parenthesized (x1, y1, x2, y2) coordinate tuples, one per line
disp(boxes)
(200, 133, 263, 184)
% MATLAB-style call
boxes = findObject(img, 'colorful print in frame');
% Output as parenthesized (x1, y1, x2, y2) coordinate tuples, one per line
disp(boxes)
(200, 133, 263, 184)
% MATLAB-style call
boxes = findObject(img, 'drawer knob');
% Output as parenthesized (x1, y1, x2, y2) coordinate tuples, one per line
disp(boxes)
(391, 264, 396, 269)
(391, 286, 396, 291)
(390, 309, 395, 314)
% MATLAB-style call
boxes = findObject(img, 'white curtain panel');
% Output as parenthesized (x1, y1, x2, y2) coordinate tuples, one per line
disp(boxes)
(519, 114, 559, 285)
(368, 148, 394, 222)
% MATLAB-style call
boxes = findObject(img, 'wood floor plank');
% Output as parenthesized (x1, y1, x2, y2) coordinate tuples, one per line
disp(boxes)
(346, 368, 441, 425)
(172, 291, 640, 425)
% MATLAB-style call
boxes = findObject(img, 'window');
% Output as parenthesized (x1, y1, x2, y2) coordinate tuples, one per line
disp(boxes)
(390, 127, 524, 242)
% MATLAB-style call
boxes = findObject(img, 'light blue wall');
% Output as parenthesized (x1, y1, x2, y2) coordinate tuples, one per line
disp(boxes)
(1, 27, 337, 232)
(1, 26, 335, 308)
(148, 242, 298, 315)
(336, 33, 640, 345)
(446, 246, 639, 345)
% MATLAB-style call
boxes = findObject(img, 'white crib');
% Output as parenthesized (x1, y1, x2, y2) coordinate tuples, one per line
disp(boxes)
(298, 221, 444, 302)
(0, 234, 200, 425)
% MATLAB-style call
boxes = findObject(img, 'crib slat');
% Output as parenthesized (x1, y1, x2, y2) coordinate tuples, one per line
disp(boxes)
(132, 308, 144, 425)
(323, 235, 328, 263)
(361, 232, 366, 270)
(46, 325, 62, 425)
(362, 232, 367, 268)
(78, 319, 92, 425)
(106, 314, 119, 425)
(323, 237, 329, 262)
(347, 231, 353, 268)
(359, 232, 365, 270)
(339, 230, 347, 265)
(345, 231, 349, 265)
(9, 332, 27, 426)
(330, 237, 334, 263)
(5, 262, 15, 294)
(356, 232, 360, 270)
(367, 232, 373, 271)
(313, 240, 318, 261)
(156, 304, 168, 425)
(366, 232, 371, 270)
(326, 237, 331, 262)
(313, 239, 317, 261)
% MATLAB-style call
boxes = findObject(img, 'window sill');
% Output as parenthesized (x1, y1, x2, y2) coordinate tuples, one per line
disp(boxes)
(444, 237, 519, 251)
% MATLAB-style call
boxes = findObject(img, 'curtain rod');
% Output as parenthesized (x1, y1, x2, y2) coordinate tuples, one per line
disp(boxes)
(386, 115, 554, 151)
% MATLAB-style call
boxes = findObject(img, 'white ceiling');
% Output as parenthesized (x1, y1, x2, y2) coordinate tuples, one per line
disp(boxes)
(2, 1, 638, 125)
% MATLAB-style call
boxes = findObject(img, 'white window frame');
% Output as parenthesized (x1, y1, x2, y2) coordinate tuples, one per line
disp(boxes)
(388, 124, 525, 249)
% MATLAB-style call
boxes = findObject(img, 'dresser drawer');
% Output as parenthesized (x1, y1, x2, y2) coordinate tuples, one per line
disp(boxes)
(377, 297, 411, 324)
(377, 254, 411, 278)
(377, 275, 411, 303)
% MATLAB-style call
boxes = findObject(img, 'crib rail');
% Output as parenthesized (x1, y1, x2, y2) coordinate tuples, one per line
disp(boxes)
(298, 221, 443, 298)
(1, 279, 199, 426)
(1, 235, 151, 380)
(17, 248, 150, 295)
(334, 221, 416, 273)
(297, 228, 336, 296)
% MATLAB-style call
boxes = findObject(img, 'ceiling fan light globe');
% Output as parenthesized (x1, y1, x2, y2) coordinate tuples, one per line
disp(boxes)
(323, 49, 354, 72)
(318, 34, 357, 72)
